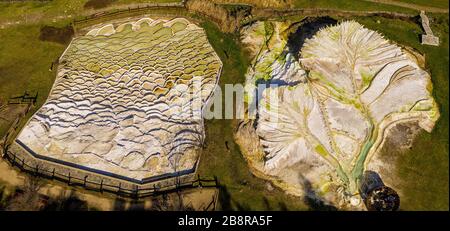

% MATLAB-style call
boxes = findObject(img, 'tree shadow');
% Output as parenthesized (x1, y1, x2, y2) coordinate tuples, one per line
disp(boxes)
(5, 175, 45, 211)
(127, 198, 145, 211)
(113, 196, 127, 211)
(42, 189, 89, 211)
(277, 201, 288, 211)
(262, 197, 271, 210)
(298, 173, 337, 211)
(120, 189, 197, 211)
(218, 185, 232, 211)
(0, 186, 9, 210)
(217, 185, 250, 211)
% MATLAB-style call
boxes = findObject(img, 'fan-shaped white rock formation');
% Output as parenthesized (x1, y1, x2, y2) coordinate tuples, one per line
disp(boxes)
(237, 20, 439, 207)
(16, 18, 222, 182)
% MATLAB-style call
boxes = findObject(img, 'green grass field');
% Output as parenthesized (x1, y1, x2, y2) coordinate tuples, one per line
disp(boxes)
(396, 0, 449, 9)
(293, 0, 417, 13)
(0, 0, 181, 26)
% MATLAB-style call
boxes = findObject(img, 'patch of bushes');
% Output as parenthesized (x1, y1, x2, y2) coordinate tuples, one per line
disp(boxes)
(84, 0, 116, 9)
(187, 0, 245, 33)
(39, 25, 74, 45)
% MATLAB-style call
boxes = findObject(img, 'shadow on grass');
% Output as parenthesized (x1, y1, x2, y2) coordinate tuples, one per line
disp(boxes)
(217, 183, 292, 211)
(0, 185, 9, 210)
(298, 173, 337, 211)
(39, 25, 74, 45)
(84, 0, 117, 9)
(218, 185, 250, 211)
(43, 189, 89, 211)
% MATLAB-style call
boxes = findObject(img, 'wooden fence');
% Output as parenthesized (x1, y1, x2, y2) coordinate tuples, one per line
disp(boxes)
(3, 148, 218, 199)
(72, 4, 191, 31)
(7, 91, 38, 105)
(242, 7, 417, 26)
(0, 100, 34, 157)
(0, 90, 217, 199)
(71, 3, 234, 34)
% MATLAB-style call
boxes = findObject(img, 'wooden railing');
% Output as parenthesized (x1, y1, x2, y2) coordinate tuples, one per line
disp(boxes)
(3, 148, 218, 199)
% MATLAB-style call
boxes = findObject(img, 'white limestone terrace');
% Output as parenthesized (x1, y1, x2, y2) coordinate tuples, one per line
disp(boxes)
(15, 18, 222, 183)
(238, 21, 439, 207)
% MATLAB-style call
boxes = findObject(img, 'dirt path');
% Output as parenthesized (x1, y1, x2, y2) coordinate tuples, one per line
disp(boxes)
(364, 0, 449, 13)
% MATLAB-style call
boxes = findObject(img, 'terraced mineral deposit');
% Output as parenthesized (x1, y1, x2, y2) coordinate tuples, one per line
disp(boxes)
(16, 18, 222, 181)
(237, 20, 439, 208)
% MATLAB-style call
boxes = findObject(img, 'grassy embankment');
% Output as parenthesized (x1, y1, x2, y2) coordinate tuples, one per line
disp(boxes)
(293, 0, 417, 13)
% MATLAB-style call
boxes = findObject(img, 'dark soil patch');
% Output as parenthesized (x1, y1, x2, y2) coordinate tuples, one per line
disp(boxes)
(84, 0, 116, 9)
(39, 25, 74, 45)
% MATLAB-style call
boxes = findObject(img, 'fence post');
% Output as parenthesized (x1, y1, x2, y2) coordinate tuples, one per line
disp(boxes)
(35, 164, 39, 176)
(214, 175, 218, 186)
(0, 141, 4, 155)
(6, 144, 10, 156)
(68, 172, 71, 185)
(198, 174, 202, 187)
(134, 185, 139, 199)
(100, 179, 103, 193)
(52, 168, 55, 179)
(21, 158, 25, 169)
(84, 175, 88, 188)
(212, 194, 216, 211)
(118, 183, 121, 194)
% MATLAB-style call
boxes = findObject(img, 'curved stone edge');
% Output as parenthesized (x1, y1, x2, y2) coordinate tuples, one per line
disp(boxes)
(85, 17, 201, 37)
(8, 140, 198, 191)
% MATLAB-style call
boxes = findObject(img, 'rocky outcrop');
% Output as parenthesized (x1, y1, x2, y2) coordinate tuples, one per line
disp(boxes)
(237, 20, 439, 208)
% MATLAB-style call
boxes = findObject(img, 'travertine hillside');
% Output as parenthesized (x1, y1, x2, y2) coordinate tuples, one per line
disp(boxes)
(237, 20, 439, 208)
(16, 18, 222, 181)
